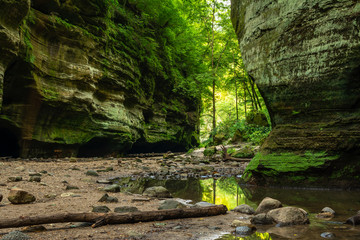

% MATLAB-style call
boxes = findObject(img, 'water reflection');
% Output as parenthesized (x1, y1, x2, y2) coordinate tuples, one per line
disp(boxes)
(116, 177, 360, 240)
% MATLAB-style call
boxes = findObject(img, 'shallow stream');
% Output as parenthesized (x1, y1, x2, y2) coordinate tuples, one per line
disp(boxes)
(117, 176, 360, 239)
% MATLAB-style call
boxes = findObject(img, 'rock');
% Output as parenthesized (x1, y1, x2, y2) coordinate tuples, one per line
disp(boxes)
(346, 214, 360, 225)
(321, 207, 335, 215)
(232, 204, 255, 215)
(29, 176, 41, 182)
(85, 170, 99, 176)
(158, 200, 186, 210)
(231, 219, 251, 227)
(98, 193, 118, 203)
(8, 176, 22, 182)
(114, 206, 139, 213)
(8, 188, 36, 204)
(235, 226, 255, 236)
(92, 206, 111, 213)
(316, 212, 334, 219)
(267, 207, 309, 225)
(194, 201, 216, 208)
(1, 231, 30, 240)
(21, 225, 47, 232)
(203, 146, 216, 156)
(96, 179, 112, 184)
(65, 185, 79, 190)
(250, 213, 273, 225)
(231, 0, 360, 187)
(15, 166, 26, 172)
(321, 232, 336, 239)
(28, 172, 41, 176)
(143, 186, 172, 198)
(103, 184, 120, 193)
(255, 197, 282, 214)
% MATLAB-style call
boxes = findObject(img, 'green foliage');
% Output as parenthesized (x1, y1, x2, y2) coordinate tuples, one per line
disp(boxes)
(203, 119, 271, 146)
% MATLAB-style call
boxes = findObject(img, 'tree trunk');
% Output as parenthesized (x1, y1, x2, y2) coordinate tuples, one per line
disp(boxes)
(0, 206, 228, 229)
(211, 0, 216, 131)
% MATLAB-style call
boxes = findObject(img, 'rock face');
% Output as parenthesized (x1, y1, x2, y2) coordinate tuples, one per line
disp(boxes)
(0, 0, 200, 158)
(231, 0, 360, 187)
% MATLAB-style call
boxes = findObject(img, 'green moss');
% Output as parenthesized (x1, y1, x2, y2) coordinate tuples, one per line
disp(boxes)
(204, 146, 216, 156)
(247, 151, 339, 174)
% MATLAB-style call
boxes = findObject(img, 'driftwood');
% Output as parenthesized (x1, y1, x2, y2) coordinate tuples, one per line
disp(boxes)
(0, 205, 228, 229)
(221, 145, 251, 162)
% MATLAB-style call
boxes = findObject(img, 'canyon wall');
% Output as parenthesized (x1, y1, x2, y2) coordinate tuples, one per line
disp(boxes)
(0, 0, 200, 157)
(231, 0, 360, 187)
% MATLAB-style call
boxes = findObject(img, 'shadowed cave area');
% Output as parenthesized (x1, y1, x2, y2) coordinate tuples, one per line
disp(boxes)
(128, 140, 187, 154)
(0, 127, 20, 157)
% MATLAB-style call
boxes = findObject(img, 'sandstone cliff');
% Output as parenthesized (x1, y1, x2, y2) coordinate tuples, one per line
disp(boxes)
(231, 0, 360, 186)
(0, 0, 200, 157)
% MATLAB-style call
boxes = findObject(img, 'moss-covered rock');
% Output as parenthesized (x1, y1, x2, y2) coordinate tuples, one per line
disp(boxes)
(0, 0, 200, 157)
(231, 0, 360, 187)
(203, 146, 217, 157)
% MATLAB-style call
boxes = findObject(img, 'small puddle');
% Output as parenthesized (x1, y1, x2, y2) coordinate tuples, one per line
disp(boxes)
(113, 176, 360, 239)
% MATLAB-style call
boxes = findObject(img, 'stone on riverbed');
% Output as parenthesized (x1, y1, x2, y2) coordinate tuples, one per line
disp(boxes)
(114, 206, 139, 213)
(255, 197, 282, 214)
(321, 207, 336, 215)
(103, 184, 120, 193)
(158, 199, 187, 210)
(143, 186, 172, 198)
(250, 213, 273, 225)
(92, 206, 111, 213)
(98, 193, 118, 203)
(8, 188, 36, 204)
(232, 204, 255, 215)
(235, 225, 256, 236)
(194, 201, 216, 208)
(346, 214, 360, 225)
(267, 207, 309, 226)
(321, 232, 336, 239)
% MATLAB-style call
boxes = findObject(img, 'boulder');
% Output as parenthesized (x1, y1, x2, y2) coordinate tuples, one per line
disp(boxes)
(8, 188, 36, 204)
(250, 213, 273, 225)
(232, 204, 255, 215)
(255, 197, 282, 214)
(267, 207, 309, 225)
(143, 186, 171, 198)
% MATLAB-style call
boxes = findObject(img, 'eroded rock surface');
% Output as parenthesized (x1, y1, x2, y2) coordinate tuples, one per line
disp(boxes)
(0, 0, 200, 158)
(231, 0, 360, 187)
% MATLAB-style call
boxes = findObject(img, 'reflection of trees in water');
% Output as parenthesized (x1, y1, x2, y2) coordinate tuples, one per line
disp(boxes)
(199, 177, 256, 210)
(217, 232, 272, 240)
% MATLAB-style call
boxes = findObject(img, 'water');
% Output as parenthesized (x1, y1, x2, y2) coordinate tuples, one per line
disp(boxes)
(115, 177, 360, 239)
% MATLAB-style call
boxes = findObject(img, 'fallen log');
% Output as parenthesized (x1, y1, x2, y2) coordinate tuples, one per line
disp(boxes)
(0, 205, 228, 229)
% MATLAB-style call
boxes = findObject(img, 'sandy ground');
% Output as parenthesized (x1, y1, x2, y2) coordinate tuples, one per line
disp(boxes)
(0, 155, 249, 240)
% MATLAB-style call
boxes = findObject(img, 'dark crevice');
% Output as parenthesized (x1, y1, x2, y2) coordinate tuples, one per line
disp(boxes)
(0, 127, 20, 157)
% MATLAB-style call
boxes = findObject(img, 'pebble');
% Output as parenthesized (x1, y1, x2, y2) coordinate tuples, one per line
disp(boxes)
(29, 172, 41, 176)
(103, 184, 121, 193)
(321, 232, 336, 239)
(98, 193, 118, 203)
(85, 170, 99, 176)
(8, 176, 22, 182)
(29, 176, 41, 182)
(321, 207, 336, 215)
(65, 185, 79, 190)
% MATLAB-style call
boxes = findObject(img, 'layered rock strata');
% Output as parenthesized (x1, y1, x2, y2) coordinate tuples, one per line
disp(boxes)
(231, 0, 360, 186)
(0, 0, 199, 157)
